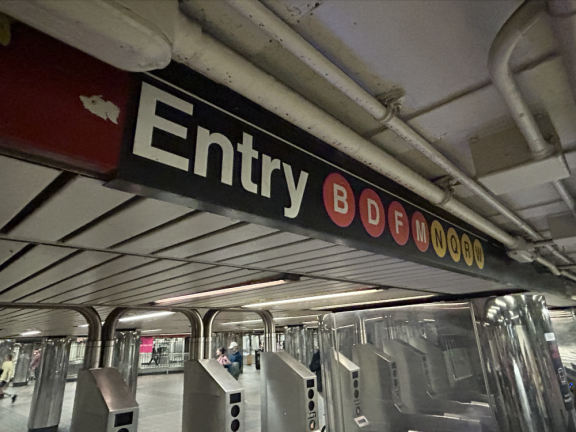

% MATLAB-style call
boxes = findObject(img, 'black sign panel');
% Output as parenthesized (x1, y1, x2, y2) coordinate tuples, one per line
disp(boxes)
(109, 63, 570, 293)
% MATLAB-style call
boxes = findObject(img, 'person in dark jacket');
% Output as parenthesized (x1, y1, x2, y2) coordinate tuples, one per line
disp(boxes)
(228, 342, 243, 379)
(309, 350, 323, 393)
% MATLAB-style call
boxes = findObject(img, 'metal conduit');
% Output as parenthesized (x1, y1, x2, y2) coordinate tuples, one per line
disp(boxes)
(0, 302, 101, 369)
(220, 0, 576, 280)
(101, 307, 204, 368)
(173, 12, 521, 251)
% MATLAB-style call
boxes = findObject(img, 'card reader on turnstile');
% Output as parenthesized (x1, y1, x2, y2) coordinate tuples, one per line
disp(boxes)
(183, 359, 245, 432)
(261, 351, 320, 432)
(337, 352, 368, 430)
(70, 368, 139, 432)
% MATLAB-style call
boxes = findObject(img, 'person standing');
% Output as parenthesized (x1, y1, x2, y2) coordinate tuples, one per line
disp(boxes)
(30, 349, 41, 380)
(217, 348, 231, 366)
(228, 342, 243, 379)
(0, 354, 16, 403)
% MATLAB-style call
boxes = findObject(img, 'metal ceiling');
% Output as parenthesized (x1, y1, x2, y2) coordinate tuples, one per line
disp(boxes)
(0, 154, 518, 337)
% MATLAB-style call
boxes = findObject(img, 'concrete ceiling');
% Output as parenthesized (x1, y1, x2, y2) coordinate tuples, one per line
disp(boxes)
(2, 0, 576, 337)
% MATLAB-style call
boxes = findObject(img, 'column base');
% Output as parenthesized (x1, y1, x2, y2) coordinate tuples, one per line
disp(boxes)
(28, 426, 58, 432)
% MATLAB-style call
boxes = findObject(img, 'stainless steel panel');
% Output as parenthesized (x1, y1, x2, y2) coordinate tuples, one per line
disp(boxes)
(28, 338, 72, 431)
(70, 199, 192, 249)
(11, 176, 132, 242)
(0, 239, 27, 265)
(261, 351, 320, 432)
(0, 245, 75, 294)
(112, 331, 141, 397)
(474, 295, 576, 432)
(116, 211, 238, 254)
(13, 343, 34, 386)
(0, 155, 60, 228)
(0, 339, 15, 362)
(183, 359, 245, 432)
(71, 367, 139, 432)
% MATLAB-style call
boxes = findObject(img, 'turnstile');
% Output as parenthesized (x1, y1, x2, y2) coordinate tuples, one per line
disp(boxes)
(351, 343, 485, 432)
(261, 351, 320, 432)
(183, 359, 245, 432)
(70, 368, 139, 432)
(337, 352, 368, 430)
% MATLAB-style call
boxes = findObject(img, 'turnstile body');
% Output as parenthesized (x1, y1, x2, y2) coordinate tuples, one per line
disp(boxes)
(337, 353, 367, 431)
(261, 351, 320, 432)
(183, 359, 245, 432)
(70, 368, 139, 432)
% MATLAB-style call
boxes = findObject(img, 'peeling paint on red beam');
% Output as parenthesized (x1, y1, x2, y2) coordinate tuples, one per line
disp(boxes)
(0, 24, 131, 175)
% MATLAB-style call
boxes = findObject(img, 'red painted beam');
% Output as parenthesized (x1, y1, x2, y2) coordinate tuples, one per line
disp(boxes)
(0, 24, 132, 176)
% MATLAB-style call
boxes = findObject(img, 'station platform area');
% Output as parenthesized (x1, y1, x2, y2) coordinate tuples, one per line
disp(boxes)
(0, 365, 263, 432)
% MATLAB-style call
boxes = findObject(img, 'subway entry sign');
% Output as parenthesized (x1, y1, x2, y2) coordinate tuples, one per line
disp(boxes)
(109, 63, 566, 291)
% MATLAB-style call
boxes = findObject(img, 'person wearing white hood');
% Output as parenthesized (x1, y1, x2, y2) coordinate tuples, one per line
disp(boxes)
(228, 342, 243, 379)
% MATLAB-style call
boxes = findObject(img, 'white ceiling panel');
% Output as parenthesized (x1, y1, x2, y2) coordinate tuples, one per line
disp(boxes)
(32, 255, 156, 303)
(0, 155, 60, 229)
(81, 262, 216, 304)
(58, 259, 185, 304)
(157, 223, 278, 258)
(0, 239, 27, 265)
(68, 198, 193, 248)
(117, 269, 274, 305)
(193, 232, 307, 262)
(0, 245, 75, 293)
(281, 250, 376, 271)
(5, 250, 119, 302)
(297, 255, 402, 275)
(10, 176, 132, 241)
(97, 267, 264, 304)
(115, 211, 238, 254)
(220, 239, 336, 266)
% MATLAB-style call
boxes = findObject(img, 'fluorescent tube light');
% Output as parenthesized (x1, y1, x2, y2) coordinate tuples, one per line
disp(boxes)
(21, 330, 41, 336)
(119, 311, 175, 322)
(141, 329, 162, 333)
(155, 279, 289, 305)
(242, 289, 381, 308)
(310, 295, 435, 310)
(222, 315, 319, 325)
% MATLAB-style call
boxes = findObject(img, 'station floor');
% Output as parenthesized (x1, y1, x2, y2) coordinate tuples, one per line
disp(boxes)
(0, 365, 264, 432)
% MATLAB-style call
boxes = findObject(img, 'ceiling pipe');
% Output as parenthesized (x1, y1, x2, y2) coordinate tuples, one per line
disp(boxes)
(488, 0, 555, 159)
(548, 0, 576, 107)
(219, 0, 575, 277)
(172, 12, 522, 250)
(489, 0, 576, 224)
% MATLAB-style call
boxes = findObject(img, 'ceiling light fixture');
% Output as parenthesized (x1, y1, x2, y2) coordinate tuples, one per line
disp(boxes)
(141, 329, 162, 333)
(21, 330, 41, 337)
(310, 295, 436, 310)
(221, 315, 319, 325)
(154, 277, 296, 305)
(242, 289, 381, 308)
(119, 311, 175, 322)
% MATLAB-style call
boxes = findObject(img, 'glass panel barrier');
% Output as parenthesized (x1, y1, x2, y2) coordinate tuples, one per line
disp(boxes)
(319, 302, 497, 432)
